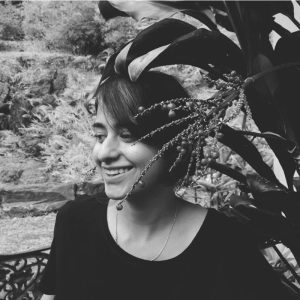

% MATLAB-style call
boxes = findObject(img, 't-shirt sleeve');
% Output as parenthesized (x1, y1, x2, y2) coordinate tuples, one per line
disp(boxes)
(38, 208, 62, 295)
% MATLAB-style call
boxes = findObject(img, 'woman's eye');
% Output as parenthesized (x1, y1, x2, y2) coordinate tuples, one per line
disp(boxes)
(119, 129, 135, 141)
(93, 133, 106, 143)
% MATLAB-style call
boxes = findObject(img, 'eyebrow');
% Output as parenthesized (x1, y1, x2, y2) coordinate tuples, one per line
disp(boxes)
(92, 122, 106, 129)
(92, 121, 125, 130)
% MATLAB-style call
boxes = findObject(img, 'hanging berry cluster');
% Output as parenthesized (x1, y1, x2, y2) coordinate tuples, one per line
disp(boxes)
(123, 72, 252, 201)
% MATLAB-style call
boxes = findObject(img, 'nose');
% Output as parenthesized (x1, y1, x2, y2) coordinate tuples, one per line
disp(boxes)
(93, 136, 120, 165)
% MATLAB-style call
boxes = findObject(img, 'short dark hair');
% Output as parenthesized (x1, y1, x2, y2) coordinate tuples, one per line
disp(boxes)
(95, 71, 191, 183)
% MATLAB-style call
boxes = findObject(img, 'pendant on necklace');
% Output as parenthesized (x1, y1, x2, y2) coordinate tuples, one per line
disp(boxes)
(116, 202, 123, 211)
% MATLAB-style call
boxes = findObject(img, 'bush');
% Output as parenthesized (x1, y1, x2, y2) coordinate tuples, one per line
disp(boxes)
(0, 1, 24, 41)
(20, 100, 96, 183)
(101, 17, 138, 51)
(51, 17, 103, 55)
(22, 2, 104, 55)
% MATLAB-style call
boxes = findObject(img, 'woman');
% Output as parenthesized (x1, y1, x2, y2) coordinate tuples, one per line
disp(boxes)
(40, 71, 293, 300)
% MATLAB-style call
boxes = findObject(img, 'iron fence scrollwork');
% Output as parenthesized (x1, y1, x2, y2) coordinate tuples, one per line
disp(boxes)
(0, 247, 50, 300)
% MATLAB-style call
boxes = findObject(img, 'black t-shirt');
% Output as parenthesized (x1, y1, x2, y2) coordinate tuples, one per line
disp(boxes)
(39, 197, 293, 300)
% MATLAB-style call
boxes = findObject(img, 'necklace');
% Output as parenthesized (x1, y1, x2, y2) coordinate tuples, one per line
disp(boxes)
(115, 202, 178, 261)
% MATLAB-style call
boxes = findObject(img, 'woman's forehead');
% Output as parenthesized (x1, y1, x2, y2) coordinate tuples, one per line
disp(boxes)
(94, 108, 117, 129)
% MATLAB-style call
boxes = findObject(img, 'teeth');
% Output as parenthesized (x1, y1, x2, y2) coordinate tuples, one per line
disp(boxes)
(104, 167, 132, 176)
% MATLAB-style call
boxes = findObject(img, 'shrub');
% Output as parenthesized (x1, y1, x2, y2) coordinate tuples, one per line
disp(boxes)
(22, 2, 104, 55)
(101, 17, 138, 51)
(21, 100, 96, 183)
(0, 1, 24, 41)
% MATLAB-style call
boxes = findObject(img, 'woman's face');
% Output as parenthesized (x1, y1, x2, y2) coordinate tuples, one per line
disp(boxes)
(92, 106, 169, 200)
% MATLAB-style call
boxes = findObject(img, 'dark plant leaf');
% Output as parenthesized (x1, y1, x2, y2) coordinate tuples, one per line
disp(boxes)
(126, 18, 196, 67)
(208, 160, 246, 183)
(229, 193, 254, 208)
(252, 191, 300, 230)
(223, 2, 296, 190)
(180, 9, 218, 31)
(148, 28, 245, 73)
(127, 27, 245, 81)
(272, 21, 292, 37)
(223, 2, 249, 57)
(233, 204, 300, 266)
(98, 1, 181, 21)
(244, 57, 296, 190)
(98, 1, 128, 19)
(274, 31, 300, 150)
(261, 132, 295, 150)
(153, 1, 219, 30)
(214, 9, 233, 32)
(97, 52, 119, 86)
(246, 173, 287, 194)
(264, 1, 294, 18)
(246, 173, 300, 229)
(238, 131, 296, 151)
(225, 2, 279, 67)
(99, 1, 219, 30)
(218, 124, 282, 186)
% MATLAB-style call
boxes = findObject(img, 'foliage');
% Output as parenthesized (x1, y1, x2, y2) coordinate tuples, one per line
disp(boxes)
(0, 1, 138, 54)
(21, 100, 95, 183)
(99, 1, 300, 292)
(101, 17, 139, 51)
(0, 1, 24, 41)
(22, 2, 103, 55)
(19, 1, 138, 55)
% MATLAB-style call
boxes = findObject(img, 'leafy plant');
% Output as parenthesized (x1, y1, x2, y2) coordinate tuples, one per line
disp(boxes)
(0, 1, 24, 41)
(99, 1, 300, 293)
(20, 101, 95, 183)
(22, 2, 104, 55)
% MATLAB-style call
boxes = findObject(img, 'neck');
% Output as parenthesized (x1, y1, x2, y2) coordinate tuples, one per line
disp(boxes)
(112, 185, 177, 230)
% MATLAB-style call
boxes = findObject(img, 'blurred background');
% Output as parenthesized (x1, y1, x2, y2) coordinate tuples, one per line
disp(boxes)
(0, 1, 141, 253)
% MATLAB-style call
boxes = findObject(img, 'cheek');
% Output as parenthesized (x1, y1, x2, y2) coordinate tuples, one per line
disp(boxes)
(127, 144, 158, 166)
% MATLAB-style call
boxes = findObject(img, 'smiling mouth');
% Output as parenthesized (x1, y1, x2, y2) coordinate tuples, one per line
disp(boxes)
(103, 167, 133, 177)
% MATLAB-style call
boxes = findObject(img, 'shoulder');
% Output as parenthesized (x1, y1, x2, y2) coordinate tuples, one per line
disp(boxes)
(57, 194, 109, 224)
(205, 208, 252, 243)
(184, 204, 254, 250)
(179, 200, 237, 235)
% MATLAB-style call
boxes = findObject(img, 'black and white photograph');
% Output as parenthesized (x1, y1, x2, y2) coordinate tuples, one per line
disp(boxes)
(1, 1, 300, 299)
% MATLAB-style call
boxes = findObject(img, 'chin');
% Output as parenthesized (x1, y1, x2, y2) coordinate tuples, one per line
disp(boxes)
(104, 190, 125, 200)
(104, 185, 127, 200)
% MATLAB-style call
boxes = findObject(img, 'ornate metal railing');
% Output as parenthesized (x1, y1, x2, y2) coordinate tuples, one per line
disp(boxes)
(0, 247, 50, 300)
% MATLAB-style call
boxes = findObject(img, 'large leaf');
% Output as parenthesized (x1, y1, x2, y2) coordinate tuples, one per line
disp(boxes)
(223, 2, 298, 190)
(218, 124, 282, 185)
(100, 19, 197, 82)
(127, 27, 245, 81)
(113, 18, 196, 79)
(98, 1, 127, 19)
(231, 203, 300, 266)
(125, 18, 196, 66)
(245, 174, 300, 225)
(99, 1, 181, 21)
(99, 1, 220, 30)
(224, 2, 287, 61)
(274, 31, 300, 150)
(208, 160, 246, 184)
(214, 8, 233, 32)
(244, 54, 296, 190)
(97, 51, 119, 86)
